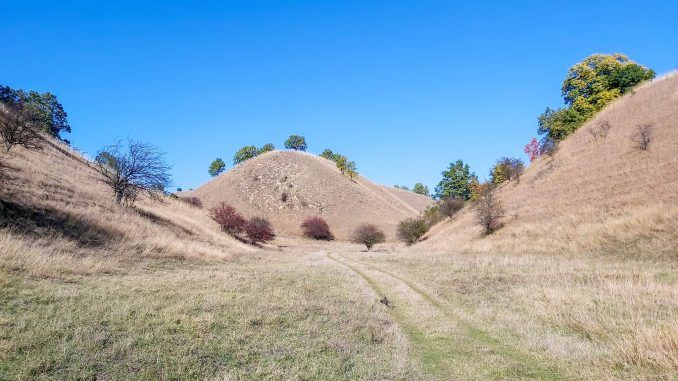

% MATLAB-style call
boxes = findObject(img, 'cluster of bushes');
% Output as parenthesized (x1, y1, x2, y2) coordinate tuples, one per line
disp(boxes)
(320, 149, 358, 180)
(209, 202, 275, 244)
(526, 54, 655, 160)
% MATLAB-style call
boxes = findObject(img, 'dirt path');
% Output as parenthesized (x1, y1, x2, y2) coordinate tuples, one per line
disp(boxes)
(327, 252, 572, 381)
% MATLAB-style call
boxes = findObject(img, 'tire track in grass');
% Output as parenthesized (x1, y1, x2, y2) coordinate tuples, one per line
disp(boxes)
(327, 252, 572, 381)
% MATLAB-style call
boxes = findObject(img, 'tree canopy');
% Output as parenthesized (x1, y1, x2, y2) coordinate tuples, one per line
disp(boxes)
(233, 145, 260, 165)
(284, 135, 307, 151)
(208, 158, 226, 176)
(538, 54, 654, 143)
(434, 160, 476, 200)
(412, 183, 430, 196)
(0, 85, 70, 141)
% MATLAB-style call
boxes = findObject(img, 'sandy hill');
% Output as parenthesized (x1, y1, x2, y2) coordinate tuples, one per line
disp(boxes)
(422, 72, 678, 256)
(188, 150, 433, 240)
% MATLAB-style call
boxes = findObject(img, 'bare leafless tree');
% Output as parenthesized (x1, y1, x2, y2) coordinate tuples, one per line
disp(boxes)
(589, 120, 611, 139)
(94, 140, 172, 206)
(631, 123, 653, 151)
(0, 102, 44, 153)
(474, 185, 504, 235)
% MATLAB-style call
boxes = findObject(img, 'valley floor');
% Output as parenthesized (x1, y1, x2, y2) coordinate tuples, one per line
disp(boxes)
(1, 239, 676, 380)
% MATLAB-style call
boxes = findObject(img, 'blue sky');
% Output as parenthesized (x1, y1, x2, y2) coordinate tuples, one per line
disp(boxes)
(2, 1, 677, 191)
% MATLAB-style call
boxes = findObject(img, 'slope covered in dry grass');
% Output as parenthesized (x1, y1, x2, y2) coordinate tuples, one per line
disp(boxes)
(0, 72, 676, 380)
(188, 150, 432, 240)
(422, 72, 678, 257)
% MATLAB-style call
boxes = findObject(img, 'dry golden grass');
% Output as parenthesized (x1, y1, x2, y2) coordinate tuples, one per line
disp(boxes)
(422, 72, 678, 257)
(1, 73, 676, 380)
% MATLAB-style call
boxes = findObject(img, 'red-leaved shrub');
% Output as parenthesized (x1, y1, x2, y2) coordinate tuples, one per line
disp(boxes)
(209, 202, 245, 235)
(300, 216, 334, 240)
(245, 217, 275, 244)
(523, 137, 540, 162)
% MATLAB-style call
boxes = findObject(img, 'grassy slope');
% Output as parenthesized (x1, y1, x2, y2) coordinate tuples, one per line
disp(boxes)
(422, 72, 678, 257)
(0, 142, 420, 380)
(1, 74, 677, 380)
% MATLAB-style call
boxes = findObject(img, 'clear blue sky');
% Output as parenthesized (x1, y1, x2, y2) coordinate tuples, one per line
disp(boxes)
(2, 1, 676, 191)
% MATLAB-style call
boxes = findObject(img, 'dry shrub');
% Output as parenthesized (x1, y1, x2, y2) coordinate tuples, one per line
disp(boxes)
(589, 120, 612, 139)
(439, 197, 465, 219)
(352, 224, 385, 251)
(209, 202, 245, 235)
(0, 102, 44, 153)
(181, 196, 202, 208)
(397, 217, 428, 245)
(631, 123, 653, 151)
(300, 216, 334, 240)
(474, 186, 504, 235)
(245, 217, 275, 244)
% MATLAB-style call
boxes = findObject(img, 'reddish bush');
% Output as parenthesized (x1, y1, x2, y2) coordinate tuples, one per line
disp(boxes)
(209, 202, 245, 235)
(181, 196, 203, 208)
(245, 217, 275, 244)
(301, 216, 334, 240)
(523, 138, 540, 162)
(352, 224, 385, 251)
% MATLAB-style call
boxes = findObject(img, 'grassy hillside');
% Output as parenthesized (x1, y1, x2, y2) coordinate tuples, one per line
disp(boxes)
(188, 150, 432, 240)
(422, 72, 678, 257)
(0, 73, 676, 380)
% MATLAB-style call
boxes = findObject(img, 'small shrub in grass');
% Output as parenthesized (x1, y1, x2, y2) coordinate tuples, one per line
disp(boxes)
(631, 123, 653, 151)
(352, 224, 385, 251)
(397, 217, 429, 245)
(209, 202, 245, 235)
(181, 196, 202, 208)
(301, 216, 334, 240)
(439, 197, 465, 219)
(245, 217, 275, 244)
(474, 186, 504, 235)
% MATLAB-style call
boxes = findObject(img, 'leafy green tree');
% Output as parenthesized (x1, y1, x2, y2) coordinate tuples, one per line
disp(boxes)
(412, 183, 429, 196)
(259, 143, 275, 154)
(208, 158, 226, 176)
(490, 157, 524, 184)
(233, 145, 259, 165)
(345, 160, 358, 180)
(284, 134, 307, 151)
(538, 54, 654, 142)
(320, 148, 338, 161)
(0, 85, 70, 140)
(434, 160, 476, 200)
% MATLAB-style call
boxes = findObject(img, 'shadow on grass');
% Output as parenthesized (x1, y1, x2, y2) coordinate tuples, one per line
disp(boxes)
(0, 198, 120, 247)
